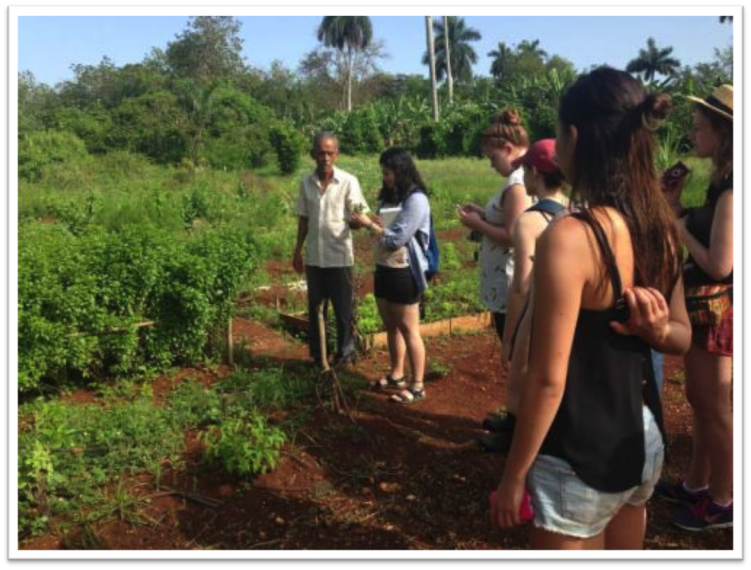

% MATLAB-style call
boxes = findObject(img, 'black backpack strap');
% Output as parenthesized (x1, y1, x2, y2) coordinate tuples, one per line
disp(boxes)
(526, 199, 566, 220)
(538, 211, 553, 224)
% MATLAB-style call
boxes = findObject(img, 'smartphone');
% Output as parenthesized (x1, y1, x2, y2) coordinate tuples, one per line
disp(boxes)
(489, 490, 534, 523)
(661, 161, 690, 191)
(614, 296, 630, 324)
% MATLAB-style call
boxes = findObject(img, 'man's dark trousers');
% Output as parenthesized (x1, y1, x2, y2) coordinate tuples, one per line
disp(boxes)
(305, 265, 355, 362)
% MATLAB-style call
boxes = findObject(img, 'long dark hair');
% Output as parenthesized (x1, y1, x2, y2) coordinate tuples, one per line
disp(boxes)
(558, 66, 681, 297)
(377, 147, 429, 204)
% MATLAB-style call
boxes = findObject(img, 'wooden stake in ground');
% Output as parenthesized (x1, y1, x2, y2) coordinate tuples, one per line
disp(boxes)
(227, 317, 234, 366)
(316, 301, 356, 423)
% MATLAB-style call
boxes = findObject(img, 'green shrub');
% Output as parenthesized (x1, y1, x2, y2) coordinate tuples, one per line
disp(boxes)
(269, 121, 304, 175)
(18, 130, 90, 182)
(340, 106, 385, 155)
(47, 105, 114, 154)
(414, 104, 491, 159)
(203, 125, 272, 170)
(110, 90, 189, 164)
(98, 150, 153, 179)
(416, 124, 443, 159)
(18, 223, 258, 393)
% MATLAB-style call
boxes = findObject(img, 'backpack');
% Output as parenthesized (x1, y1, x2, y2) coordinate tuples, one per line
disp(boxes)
(406, 189, 439, 281)
(525, 198, 567, 221)
(424, 215, 440, 281)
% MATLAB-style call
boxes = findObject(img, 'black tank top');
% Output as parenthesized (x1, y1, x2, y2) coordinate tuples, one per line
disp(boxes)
(538, 212, 665, 493)
(684, 173, 733, 287)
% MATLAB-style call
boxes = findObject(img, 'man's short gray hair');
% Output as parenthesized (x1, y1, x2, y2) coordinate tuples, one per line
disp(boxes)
(313, 131, 339, 152)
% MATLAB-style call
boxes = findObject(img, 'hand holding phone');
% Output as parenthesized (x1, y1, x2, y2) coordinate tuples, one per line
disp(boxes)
(489, 489, 534, 525)
(661, 161, 690, 192)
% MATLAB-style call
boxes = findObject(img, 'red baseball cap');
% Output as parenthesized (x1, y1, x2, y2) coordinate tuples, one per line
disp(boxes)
(511, 139, 559, 174)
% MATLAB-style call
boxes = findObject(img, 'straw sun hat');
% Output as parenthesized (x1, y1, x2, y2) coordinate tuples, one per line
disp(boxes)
(687, 84, 733, 121)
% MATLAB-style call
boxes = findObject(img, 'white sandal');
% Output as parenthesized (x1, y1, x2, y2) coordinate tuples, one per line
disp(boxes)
(389, 384, 426, 405)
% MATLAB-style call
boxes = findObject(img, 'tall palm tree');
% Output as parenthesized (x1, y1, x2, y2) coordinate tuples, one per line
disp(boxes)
(422, 16, 481, 84)
(443, 16, 454, 104)
(317, 16, 373, 111)
(182, 80, 222, 164)
(425, 16, 439, 121)
(516, 39, 548, 61)
(626, 37, 681, 84)
(488, 41, 513, 80)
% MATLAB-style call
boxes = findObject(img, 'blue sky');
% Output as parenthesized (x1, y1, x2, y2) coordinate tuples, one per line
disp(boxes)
(18, 15, 733, 87)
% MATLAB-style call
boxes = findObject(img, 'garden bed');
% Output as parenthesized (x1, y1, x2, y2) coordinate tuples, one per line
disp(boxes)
(280, 310, 493, 350)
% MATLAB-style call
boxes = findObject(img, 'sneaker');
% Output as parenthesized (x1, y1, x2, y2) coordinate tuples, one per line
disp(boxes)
(673, 496, 733, 532)
(477, 431, 514, 454)
(482, 413, 516, 434)
(654, 478, 708, 506)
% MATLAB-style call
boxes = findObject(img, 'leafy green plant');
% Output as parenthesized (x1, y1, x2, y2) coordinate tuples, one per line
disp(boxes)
(17, 396, 187, 538)
(201, 411, 286, 478)
(427, 359, 451, 379)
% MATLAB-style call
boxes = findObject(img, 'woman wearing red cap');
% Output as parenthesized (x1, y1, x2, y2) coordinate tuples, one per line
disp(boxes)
(479, 140, 569, 453)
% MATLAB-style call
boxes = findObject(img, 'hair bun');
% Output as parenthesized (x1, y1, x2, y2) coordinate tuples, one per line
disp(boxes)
(650, 93, 672, 120)
(642, 93, 672, 131)
(498, 109, 522, 127)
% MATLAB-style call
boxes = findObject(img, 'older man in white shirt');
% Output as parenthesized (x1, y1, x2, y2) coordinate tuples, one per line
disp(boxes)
(293, 132, 370, 367)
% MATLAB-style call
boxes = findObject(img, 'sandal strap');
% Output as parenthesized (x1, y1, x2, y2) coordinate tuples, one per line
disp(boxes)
(390, 384, 425, 404)
(408, 383, 424, 394)
(383, 374, 406, 386)
(371, 375, 406, 390)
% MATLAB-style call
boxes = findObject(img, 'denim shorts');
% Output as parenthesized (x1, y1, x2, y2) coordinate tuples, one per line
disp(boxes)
(527, 406, 665, 539)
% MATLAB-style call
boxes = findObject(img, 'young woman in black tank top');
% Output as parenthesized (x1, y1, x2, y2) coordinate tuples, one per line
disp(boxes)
(489, 67, 691, 549)
(656, 86, 734, 531)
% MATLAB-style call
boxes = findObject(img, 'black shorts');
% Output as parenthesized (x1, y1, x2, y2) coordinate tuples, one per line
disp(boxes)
(374, 266, 421, 305)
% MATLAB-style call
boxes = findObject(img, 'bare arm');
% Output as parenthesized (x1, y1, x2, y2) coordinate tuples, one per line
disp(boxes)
(295, 217, 308, 251)
(502, 215, 537, 351)
(459, 185, 529, 247)
(493, 219, 585, 527)
(661, 277, 692, 354)
(292, 217, 308, 274)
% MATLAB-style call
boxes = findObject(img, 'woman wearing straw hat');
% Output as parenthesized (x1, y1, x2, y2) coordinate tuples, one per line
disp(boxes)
(656, 85, 734, 532)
